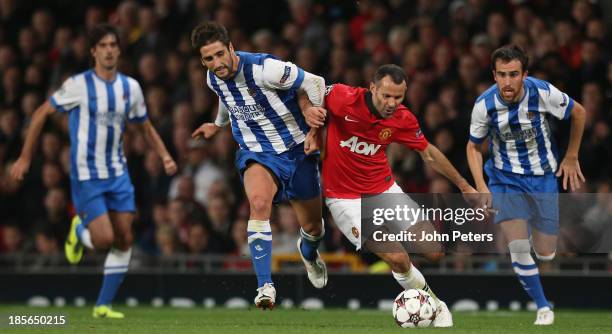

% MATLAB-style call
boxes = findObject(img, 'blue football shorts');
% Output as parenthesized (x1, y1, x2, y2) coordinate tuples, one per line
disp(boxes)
(70, 172, 136, 226)
(235, 143, 321, 203)
(486, 162, 559, 235)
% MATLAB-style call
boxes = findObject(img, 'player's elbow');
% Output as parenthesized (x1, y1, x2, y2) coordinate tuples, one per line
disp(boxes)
(418, 144, 435, 163)
(301, 72, 325, 106)
(34, 101, 55, 119)
(303, 72, 325, 89)
(571, 102, 586, 120)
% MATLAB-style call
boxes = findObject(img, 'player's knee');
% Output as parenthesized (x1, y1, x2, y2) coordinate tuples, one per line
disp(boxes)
(385, 253, 411, 272)
(508, 239, 531, 253)
(93, 231, 114, 250)
(534, 250, 555, 261)
(423, 252, 444, 263)
(249, 195, 272, 216)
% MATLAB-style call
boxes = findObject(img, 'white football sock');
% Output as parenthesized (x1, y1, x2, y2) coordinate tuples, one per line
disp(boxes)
(393, 263, 439, 301)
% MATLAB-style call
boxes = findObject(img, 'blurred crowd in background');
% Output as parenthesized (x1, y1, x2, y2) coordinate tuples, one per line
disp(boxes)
(0, 0, 611, 263)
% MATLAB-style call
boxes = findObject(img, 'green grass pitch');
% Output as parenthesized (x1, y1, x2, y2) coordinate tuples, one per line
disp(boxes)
(0, 306, 610, 333)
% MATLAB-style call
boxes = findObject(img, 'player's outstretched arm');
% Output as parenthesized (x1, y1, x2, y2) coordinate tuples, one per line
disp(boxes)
(466, 140, 493, 210)
(556, 101, 586, 191)
(466, 140, 489, 193)
(419, 144, 476, 194)
(10, 101, 56, 181)
(421, 144, 489, 210)
(137, 119, 177, 176)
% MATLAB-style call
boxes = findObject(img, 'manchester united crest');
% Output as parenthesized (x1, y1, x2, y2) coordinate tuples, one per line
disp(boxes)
(378, 128, 393, 140)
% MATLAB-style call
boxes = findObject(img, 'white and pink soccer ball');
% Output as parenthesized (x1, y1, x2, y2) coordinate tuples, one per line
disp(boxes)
(392, 289, 437, 328)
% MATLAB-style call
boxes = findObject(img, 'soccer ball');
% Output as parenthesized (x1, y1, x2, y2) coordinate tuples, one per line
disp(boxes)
(392, 289, 437, 328)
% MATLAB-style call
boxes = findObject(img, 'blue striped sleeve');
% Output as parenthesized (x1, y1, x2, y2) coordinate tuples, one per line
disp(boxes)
(49, 96, 66, 113)
(290, 67, 305, 90)
(128, 115, 148, 123)
(563, 98, 574, 120)
(469, 134, 487, 144)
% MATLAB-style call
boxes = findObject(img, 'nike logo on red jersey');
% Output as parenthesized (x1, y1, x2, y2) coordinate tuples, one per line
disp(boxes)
(344, 115, 359, 122)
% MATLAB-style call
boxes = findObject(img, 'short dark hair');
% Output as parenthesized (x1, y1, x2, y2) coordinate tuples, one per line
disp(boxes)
(373, 64, 407, 85)
(490, 45, 529, 72)
(88, 24, 120, 49)
(191, 22, 230, 51)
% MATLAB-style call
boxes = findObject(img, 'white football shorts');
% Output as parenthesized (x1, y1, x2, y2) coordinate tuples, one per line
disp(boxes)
(325, 182, 421, 250)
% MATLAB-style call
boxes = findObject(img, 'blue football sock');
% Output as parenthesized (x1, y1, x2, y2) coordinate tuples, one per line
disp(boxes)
(96, 248, 131, 306)
(510, 240, 550, 309)
(299, 225, 324, 261)
(513, 266, 550, 309)
(247, 220, 273, 288)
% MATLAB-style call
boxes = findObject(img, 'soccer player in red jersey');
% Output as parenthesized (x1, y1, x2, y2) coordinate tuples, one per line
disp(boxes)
(301, 64, 478, 328)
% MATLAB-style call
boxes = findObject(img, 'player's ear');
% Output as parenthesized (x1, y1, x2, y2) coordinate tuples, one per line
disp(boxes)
(228, 42, 235, 54)
(370, 82, 376, 93)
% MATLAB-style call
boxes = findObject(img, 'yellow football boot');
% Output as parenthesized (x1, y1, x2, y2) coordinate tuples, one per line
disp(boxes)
(64, 216, 84, 264)
(92, 305, 125, 319)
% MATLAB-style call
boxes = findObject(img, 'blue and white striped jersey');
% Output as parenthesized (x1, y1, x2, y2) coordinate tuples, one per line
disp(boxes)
(206, 51, 309, 154)
(49, 70, 148, 181)
(469, 77, 574, 175)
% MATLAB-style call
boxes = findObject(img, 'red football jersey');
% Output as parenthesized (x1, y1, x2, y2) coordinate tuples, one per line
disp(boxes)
(322, 84, 429, 199)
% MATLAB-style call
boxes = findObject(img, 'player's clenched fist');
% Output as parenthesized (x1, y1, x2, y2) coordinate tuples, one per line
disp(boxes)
(162, 156, 178, 176)
(304, 128, 320, 155)
(191, 123, 220, 140)
(10, 157, 31, 181)
(304, 106, 327, 128)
